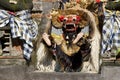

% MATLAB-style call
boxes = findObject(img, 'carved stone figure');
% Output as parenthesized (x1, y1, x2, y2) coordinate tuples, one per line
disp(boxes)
(36, 5, 101, 72)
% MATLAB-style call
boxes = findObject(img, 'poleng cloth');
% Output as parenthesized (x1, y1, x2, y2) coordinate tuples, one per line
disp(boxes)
(101, 10, 120, 54)
(0, 9, 38, 60)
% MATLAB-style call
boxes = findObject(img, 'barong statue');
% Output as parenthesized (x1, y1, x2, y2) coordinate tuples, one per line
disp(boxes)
(36, 0, 101, 73)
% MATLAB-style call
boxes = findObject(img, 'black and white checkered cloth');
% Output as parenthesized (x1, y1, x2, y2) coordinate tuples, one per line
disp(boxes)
(101, 10, 120, 54)
(0, 9, 38, 60)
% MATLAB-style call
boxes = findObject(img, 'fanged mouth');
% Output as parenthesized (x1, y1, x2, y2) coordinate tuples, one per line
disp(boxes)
(64, 23, 76, 32)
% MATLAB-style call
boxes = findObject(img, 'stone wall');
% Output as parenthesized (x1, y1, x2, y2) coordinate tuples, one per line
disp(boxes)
(32, 0, 43, 11)
(0, 65, 120, 80)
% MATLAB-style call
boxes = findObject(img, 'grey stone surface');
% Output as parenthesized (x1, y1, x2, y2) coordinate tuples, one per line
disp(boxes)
(42, 2, 53, 14)
(41, 1, 59, 14)
(33, 2, 42, 11)
(0, 65, 120, 80)
(101, 66, 120, 80)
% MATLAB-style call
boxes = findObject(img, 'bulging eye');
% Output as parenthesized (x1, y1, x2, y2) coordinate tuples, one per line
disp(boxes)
(73, 18, 76, 21)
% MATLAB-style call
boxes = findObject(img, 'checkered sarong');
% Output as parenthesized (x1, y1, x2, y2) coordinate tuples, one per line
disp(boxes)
(0, 9, 38, 60)
(101, 10, 120, 54)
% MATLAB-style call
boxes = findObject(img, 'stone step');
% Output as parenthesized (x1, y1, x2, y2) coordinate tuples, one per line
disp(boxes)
(4, 33, 10, 36)
(0, 51, 23, 59)
(4, 36, 10, 38)
(0, 59, 25, 65)
(0, 26, 11, 30)
(4, 42, 10, 45)
(102, 58, 120, 66)
(1, 65, 120, 80)
(2, 47, 10, 52)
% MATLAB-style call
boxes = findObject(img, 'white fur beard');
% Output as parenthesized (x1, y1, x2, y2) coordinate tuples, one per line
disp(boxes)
(36, 43, 56, 72)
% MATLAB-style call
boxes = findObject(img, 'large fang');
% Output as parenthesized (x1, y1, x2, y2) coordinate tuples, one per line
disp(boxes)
(66, 36, 69, 39)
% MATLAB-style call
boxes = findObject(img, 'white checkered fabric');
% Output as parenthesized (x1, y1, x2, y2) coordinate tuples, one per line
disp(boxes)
(0, 9, 38, 60)
(101, 10, 120, 54)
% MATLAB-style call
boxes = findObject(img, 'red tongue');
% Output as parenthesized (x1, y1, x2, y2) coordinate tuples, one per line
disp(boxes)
(96, 0, 100, 3)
